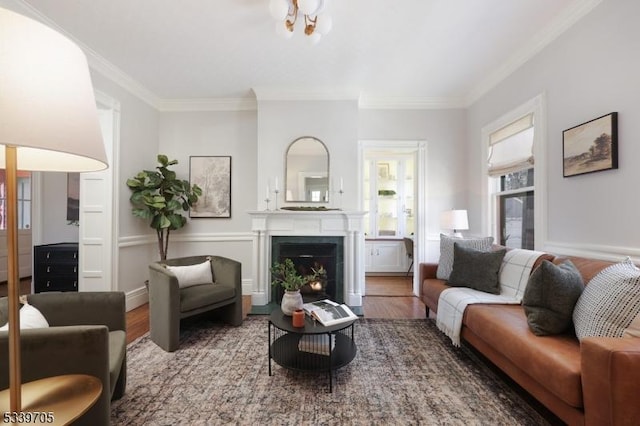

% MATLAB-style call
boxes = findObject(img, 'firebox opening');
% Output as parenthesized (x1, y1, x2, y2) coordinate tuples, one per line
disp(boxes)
(271, 237, 343, 304)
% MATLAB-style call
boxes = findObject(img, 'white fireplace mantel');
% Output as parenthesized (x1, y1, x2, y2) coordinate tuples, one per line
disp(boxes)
(248, 210, 367, 307)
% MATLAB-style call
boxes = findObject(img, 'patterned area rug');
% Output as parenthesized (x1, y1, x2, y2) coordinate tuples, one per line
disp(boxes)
(111, 317, 549, 425)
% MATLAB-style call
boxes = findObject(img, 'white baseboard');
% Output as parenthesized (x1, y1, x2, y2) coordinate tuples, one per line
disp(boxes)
(242, 278, 252, 296)
(125, 285, 148, 312)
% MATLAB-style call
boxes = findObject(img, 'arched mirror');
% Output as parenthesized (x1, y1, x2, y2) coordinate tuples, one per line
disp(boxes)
(285, 137, 329, 202)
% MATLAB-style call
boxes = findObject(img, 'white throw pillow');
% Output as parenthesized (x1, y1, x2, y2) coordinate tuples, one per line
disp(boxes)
(0, 303, 50, 330)
(436, 234, 494, 280)
(166, 259, 214, 289)
(573, 258, 640, 340)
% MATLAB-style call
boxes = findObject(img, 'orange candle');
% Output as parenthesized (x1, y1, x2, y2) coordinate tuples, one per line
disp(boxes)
(292, 309, 305, 327)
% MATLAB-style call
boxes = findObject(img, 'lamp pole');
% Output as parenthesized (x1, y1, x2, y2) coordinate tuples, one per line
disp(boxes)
(6, 145, 21, 411)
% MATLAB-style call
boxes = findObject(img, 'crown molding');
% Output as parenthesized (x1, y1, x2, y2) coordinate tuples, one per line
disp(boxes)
(87, 56, 162, 109)
(252, 87, 360, 102)
(465, 0, 603, 107)
(160, 94, 465, 111)
(157, 98, 257, 112)
(358, 95, 466, 110)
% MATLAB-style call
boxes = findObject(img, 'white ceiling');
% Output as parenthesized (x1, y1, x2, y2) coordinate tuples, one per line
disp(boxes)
(7, 0, 600, 109)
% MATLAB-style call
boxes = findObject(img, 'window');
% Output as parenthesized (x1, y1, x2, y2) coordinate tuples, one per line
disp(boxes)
(0, 170, 32, 230)
(498, 168, 534, 249)
(482, 94, 545, 251)
(487, 113, 536, 250)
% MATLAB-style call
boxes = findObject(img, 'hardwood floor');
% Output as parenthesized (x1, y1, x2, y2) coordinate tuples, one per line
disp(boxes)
(125, 275, 426, 344)
(365, 274, 414, 296)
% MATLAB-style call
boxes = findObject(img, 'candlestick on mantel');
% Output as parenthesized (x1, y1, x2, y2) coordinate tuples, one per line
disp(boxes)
(274, 177, 279, 192)
(264, 184, 271, 211)
(340, 177, 344, 192)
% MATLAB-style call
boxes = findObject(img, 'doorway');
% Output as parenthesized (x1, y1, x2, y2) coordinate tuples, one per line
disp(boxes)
(358, 140, 427, 297)
(31, 91, 120, 292)
(77, 92, 120, 291)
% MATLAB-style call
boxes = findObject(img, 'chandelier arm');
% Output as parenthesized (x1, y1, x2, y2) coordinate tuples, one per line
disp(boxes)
(304, 14, 317, 35)
(274, 0, 328, 39)
(286, 0, 298, 31)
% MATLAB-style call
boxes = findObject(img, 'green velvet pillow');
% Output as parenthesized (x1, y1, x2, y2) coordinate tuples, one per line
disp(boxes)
(523, 260, 584, 336)
(447, 243, 506, 294)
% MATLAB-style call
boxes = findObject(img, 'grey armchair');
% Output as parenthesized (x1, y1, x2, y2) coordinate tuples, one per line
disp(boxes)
(0, 291, 126, 426)
(148, 255, 243, 352)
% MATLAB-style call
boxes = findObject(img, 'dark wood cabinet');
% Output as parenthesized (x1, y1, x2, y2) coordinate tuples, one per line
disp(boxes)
(34, 243, 79, 293)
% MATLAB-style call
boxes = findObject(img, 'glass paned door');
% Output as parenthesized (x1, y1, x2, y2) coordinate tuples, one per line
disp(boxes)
(364, 156, 415, 239)
(376, 160, 399, 237)
(403, 159, 415, 237)
(363, 160, 372, 236)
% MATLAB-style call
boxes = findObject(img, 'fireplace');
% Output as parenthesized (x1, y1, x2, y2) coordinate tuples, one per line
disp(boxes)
(271, 236, 344, 304)
(248, 210, 366, 307)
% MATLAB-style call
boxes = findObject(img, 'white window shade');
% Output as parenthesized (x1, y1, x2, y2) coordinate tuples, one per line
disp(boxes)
(488, 114, 534, 177)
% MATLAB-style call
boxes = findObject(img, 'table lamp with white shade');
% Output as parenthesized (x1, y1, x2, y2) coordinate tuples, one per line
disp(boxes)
(0, 6, 108, 422)
(440, 209, 469, 238)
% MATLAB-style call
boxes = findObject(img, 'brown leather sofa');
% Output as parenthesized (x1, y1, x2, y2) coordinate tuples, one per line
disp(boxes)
(420, 253, 640, 425)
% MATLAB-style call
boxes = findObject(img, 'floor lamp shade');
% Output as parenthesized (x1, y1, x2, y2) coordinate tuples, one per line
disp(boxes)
(0, 6, 108, 417)
(0, 7, 108, 171)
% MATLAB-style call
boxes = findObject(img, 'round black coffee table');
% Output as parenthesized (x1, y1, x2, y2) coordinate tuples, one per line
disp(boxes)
(268, 307, 357, 392)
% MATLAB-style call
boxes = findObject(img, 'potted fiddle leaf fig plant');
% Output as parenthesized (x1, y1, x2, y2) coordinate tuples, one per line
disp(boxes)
(271, 258, 320, 315)
(126, 154, 202, 261)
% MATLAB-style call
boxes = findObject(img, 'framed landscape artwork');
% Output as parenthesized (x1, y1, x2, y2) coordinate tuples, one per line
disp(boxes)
(563, 112, 618, 177)
(189, 156, 231, 218)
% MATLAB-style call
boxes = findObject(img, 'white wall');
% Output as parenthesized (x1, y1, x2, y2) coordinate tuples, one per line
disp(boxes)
(466, 0, 640, 259)
(158, 110, 257, 293)
(256, 100, 360, 211)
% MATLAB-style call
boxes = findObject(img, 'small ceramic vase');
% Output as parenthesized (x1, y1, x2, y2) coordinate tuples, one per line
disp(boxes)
(281, 289, 304, 316)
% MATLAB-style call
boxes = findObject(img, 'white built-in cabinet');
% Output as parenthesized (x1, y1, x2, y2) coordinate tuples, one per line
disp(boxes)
(365, 240, 407, 273)
(363, 155, 415, 273)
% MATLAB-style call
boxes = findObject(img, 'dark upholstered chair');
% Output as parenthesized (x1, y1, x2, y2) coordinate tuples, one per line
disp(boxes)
(0, 291, 127, 426)
(148, 255, 243, 352)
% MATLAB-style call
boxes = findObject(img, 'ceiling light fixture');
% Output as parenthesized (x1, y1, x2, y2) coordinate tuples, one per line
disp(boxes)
(269, 0, 332, 44)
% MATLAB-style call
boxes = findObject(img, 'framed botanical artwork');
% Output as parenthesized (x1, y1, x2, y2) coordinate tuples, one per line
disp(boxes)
(189, 156, 231, 218)
(563, 112, 618, 177)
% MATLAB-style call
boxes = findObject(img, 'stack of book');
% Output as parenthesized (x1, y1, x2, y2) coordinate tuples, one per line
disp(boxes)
(297, 334, 335, 356)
